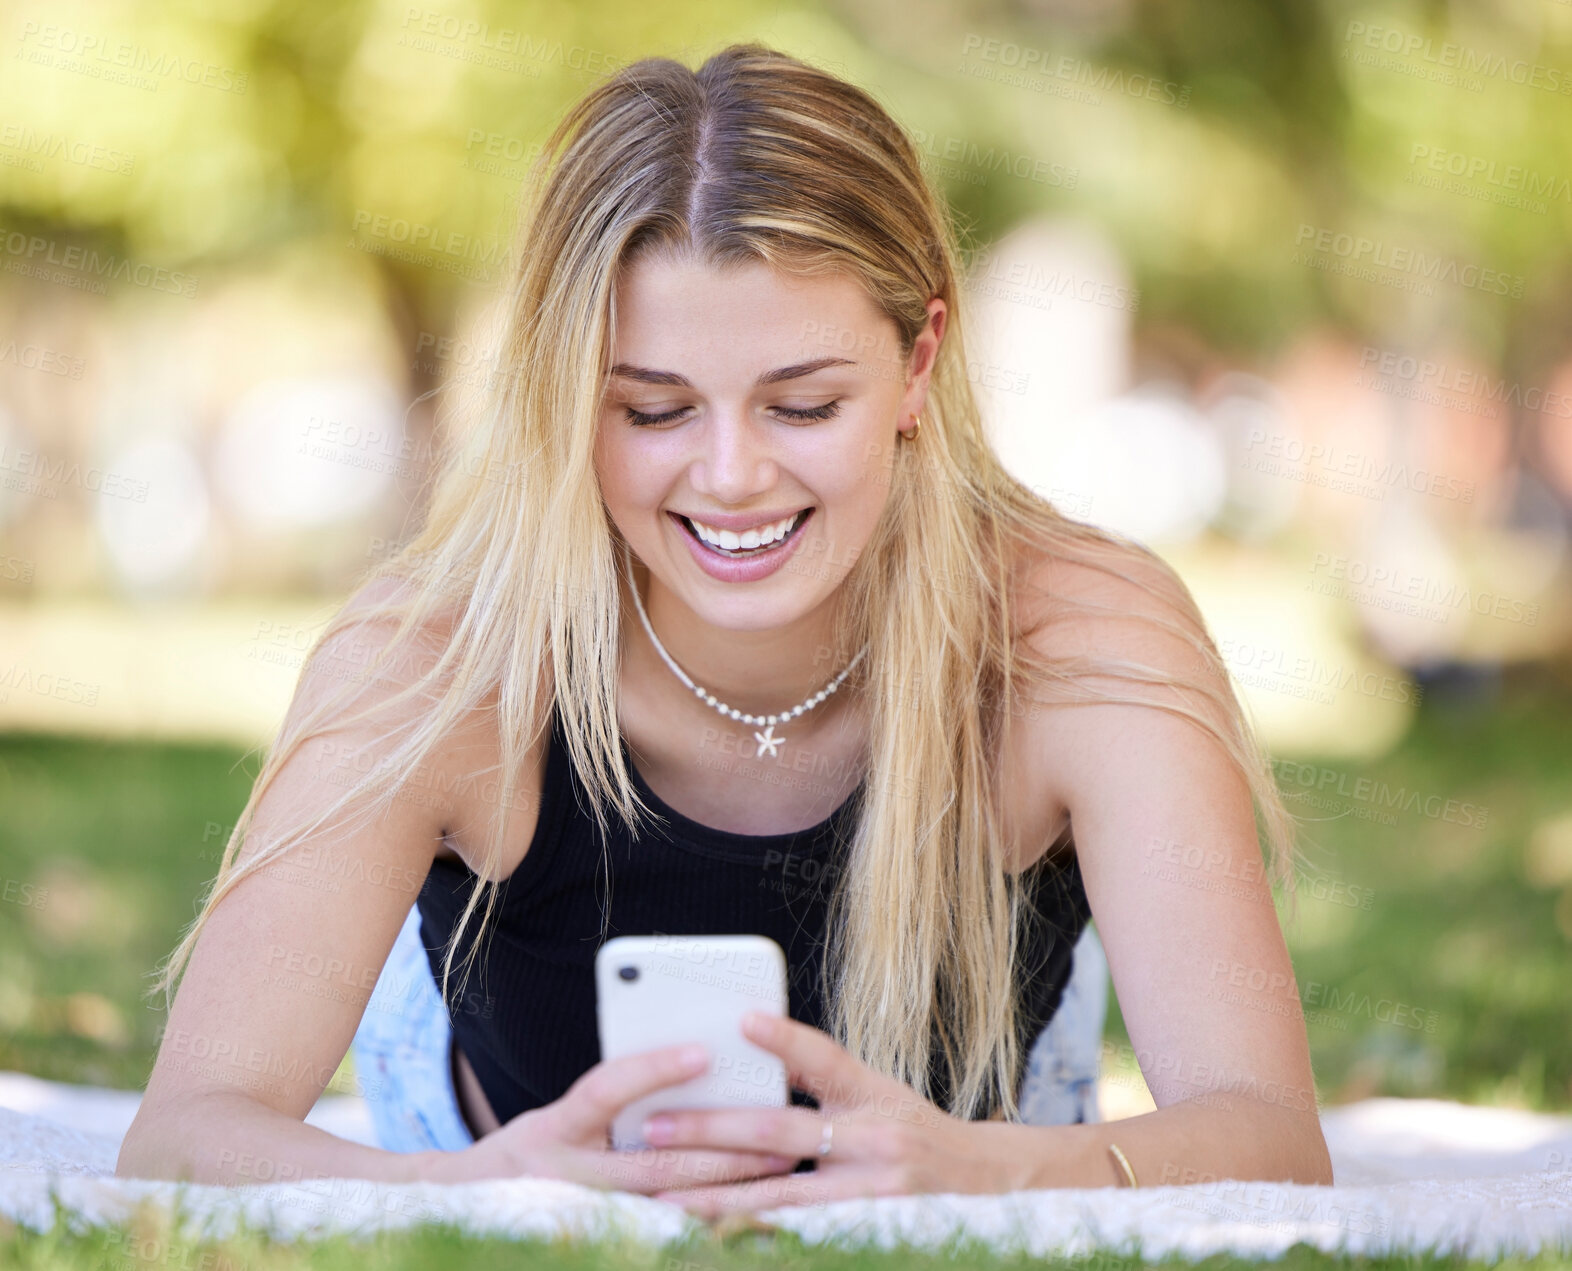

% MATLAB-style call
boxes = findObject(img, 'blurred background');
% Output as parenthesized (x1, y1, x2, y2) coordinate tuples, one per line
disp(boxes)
(0, 0, 1567, 1119)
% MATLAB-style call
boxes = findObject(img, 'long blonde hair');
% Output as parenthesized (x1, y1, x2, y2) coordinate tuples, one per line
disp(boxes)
(151, 42, 1303, 1122)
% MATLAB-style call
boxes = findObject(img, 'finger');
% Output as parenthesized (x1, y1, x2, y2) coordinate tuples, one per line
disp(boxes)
(643, 1104, 834, 1161)
(748, 1014, 942, 1128)
(555, 1043, 710, 1140)
(584, 1147, 798, 1194)
(742, 1012, 874, 1108)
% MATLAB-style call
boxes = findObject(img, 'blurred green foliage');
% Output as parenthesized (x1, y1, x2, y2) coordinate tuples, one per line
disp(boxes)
(3, 0, 1569, 365)
(0, 735, 258, 1088)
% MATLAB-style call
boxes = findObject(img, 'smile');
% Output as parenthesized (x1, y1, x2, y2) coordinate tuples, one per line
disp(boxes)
(673, 508, 813, 557)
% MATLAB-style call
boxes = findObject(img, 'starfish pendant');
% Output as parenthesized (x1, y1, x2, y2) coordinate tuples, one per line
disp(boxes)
(753, 723, 784, 758)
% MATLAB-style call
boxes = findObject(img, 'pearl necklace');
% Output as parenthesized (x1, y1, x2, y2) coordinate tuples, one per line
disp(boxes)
(622, 542, 868, 758)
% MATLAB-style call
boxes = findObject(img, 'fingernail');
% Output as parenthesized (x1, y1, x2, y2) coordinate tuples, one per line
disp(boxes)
(680, 1044, 709, 1068)
(643, 1115, 674, 1142)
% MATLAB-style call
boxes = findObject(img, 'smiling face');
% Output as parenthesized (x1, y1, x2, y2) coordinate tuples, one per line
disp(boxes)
(595, 254, 942, 654)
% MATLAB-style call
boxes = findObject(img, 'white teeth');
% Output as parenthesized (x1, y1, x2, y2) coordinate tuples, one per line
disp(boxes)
(688, 510, 804, 553)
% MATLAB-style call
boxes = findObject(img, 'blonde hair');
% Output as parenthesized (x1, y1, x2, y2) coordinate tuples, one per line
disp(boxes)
(151, 42, 1303, 1122)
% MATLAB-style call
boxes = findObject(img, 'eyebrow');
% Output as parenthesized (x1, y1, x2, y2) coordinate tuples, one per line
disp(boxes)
(607, 356, 856, 388)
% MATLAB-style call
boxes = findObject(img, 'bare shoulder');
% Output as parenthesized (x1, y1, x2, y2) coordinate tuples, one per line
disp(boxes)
(1017, 530, 1203, 655)
(1017, 530, 1221, 699)
(312, 576, 545, 880)
(1012, 530, 1236, 813)
(290, 575, 459, 750)
(254, 575, 466, 857)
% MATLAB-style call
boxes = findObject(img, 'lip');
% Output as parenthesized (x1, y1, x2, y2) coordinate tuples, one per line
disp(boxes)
(672, 507, 813, 533)
(667, 508, 814, 583)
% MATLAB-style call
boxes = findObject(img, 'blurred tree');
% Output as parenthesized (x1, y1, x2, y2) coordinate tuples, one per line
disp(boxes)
(1, 0, 1568, 365)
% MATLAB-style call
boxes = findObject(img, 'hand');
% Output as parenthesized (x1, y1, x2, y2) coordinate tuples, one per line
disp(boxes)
(436, 1042, 799, 1191)
(640, 1011, 1025, 1219)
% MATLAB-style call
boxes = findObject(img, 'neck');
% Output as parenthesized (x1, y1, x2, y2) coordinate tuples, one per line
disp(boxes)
(620, 554, 864, 720)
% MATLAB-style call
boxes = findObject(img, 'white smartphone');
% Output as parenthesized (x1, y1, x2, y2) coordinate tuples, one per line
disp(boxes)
(595, 933, 789, 1151)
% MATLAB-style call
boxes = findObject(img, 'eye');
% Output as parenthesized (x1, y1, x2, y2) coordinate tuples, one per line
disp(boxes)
(775, 400, 842, 422)
(621, 400, 844, 427)
(623, 405, 690, 427)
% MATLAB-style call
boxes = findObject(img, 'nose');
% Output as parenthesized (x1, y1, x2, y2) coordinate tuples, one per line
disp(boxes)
(687, 410, 779, 506)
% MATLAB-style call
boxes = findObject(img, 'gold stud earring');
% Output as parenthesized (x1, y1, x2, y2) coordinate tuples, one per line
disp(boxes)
(903, 413, 922, 443)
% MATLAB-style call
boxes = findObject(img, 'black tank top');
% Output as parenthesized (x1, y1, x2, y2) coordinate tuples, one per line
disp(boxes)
(415, 702, 1092, 1127)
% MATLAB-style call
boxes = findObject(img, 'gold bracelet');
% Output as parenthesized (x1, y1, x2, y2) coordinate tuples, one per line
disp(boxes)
(1107, 1142, 1139, 1188)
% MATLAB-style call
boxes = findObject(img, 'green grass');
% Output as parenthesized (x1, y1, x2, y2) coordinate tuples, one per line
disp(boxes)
(1, 1208, 1569, 1271)
(0, 734, 261, 1089)
(1290, 665, 1572, 1110)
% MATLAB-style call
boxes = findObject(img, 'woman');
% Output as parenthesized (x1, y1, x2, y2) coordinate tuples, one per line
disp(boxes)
(116, 42, 1333, 1212)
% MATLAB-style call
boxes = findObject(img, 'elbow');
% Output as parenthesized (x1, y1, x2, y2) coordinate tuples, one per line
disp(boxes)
(115, 1107, 171, 1181)
(114, 1122, 154, 1180)
(1228, 1099, 1334, 1186)
(115, 1101, 192, 1182)
(1304, 1127, 1335, 1187)
(1282, 1111, 1335, 1186)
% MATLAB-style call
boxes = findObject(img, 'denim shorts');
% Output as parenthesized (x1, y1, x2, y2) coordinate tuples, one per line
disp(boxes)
(351, 904, 476, 1153)
(351, 905, 1108, 1154)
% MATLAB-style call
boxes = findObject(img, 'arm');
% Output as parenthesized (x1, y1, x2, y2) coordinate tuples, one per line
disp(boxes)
(119, 1091, 448, 1186)
(116, 582, 510, 1186)
(1008, 544, 1333, 1189)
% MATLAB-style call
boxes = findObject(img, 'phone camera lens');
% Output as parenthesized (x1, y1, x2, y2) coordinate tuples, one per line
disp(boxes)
(617, 964, 639, 982)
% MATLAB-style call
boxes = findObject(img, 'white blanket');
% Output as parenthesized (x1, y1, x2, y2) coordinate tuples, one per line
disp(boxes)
(2, 1071, 1569, 1259)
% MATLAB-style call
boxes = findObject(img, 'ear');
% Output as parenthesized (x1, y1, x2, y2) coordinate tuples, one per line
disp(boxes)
(902, 297, 948, 418)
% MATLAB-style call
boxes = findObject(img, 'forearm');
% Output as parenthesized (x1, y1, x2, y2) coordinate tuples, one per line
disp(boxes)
(1006, 1094, 1334, 1190)
(115, 1090, 452, 1186)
